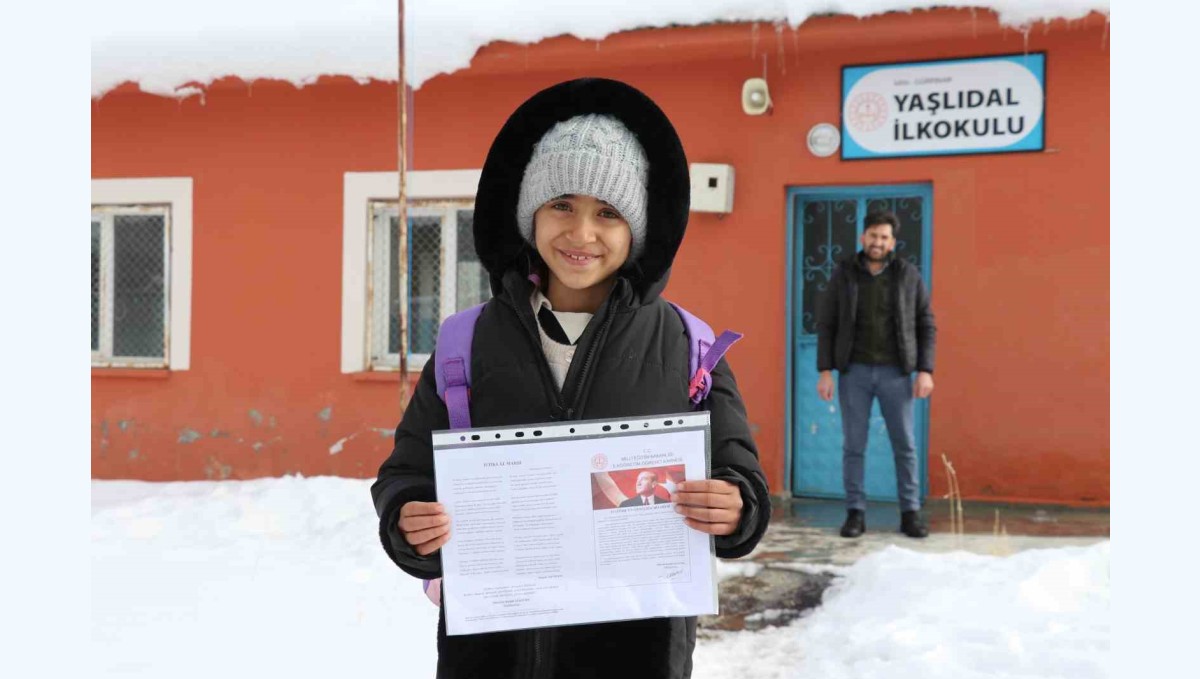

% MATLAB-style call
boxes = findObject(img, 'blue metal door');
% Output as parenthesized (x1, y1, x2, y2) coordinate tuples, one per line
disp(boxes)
(787, 184, 933, 501)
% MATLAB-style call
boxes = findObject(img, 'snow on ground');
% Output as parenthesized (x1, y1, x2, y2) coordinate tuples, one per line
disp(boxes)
(92, 477, 441, 677)
(694, 543, 1109, 678)
(92, 477, 1109, 678)
(92, 0, 1110, 98)
(716, 558, 765, 581)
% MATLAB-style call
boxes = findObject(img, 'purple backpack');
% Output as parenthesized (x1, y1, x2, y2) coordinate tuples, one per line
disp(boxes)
(421, 298, 742, 606)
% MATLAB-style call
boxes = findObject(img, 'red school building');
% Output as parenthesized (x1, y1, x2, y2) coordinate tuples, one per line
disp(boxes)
(91, 8, 1110, 506)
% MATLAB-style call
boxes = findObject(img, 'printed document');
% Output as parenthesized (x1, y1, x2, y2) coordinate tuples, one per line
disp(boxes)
(432, 412, 718, 635)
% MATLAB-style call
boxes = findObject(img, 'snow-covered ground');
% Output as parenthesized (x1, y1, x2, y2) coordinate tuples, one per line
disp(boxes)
(695, 544, 1109, 678)
(92, 477, 1109, 678)
(92, 0, 1110, 98)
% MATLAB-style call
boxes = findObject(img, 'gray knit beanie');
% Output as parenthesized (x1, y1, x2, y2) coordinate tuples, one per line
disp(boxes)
(517, 114, 649, 261)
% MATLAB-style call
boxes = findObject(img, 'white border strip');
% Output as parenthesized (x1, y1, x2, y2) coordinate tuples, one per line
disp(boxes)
(91, 177, 193, 370)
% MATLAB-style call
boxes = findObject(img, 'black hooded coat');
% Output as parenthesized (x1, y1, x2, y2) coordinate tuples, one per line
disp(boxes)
(371, 78, 772, 679)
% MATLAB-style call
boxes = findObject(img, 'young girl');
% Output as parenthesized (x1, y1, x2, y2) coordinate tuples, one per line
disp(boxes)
(371, 77, 771, 679)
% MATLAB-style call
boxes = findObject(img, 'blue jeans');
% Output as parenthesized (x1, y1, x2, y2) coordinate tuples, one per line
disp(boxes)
(838, 363, 921, 511)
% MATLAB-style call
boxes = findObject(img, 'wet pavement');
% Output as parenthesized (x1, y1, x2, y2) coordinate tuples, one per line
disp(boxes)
(783, 497, 1110, 538)
(752, 496, 1109, 565)
(700, 496, 1109, 634)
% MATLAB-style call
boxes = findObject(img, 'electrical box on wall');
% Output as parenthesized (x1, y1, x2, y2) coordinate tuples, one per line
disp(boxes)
(689, 163, 735, 214)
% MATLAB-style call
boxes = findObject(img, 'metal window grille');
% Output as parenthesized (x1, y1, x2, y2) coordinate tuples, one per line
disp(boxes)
(455, 210, 490, 312)
(368, 200, 487, 371)
(91, 206, 170, 367)
(799, 199, 857, 335)
(866, 196, 925, 272)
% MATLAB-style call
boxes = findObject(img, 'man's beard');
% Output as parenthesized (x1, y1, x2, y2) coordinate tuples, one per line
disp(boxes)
(865, 246, 889, 262)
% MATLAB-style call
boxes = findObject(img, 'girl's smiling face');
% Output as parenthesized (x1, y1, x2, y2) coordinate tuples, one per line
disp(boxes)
(533, 194, 631, 312)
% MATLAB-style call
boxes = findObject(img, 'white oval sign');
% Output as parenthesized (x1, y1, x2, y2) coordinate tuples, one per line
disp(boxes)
(807, 123, 841, 157)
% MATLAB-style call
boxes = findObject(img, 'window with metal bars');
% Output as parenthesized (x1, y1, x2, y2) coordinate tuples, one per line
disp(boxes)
(368, 200, 489, 370)
(91, 205, 171, 367)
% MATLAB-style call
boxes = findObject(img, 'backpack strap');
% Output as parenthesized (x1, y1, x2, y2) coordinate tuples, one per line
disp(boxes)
(436, 273, 538, 429)
(667, 301, 744, 406)
(434, 302, 487, 431)
(424, 303, 486, 608)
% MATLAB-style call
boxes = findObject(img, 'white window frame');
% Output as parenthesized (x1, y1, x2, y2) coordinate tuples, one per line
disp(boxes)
(91, 178, 193, 370)
(341, 170, 481, 374)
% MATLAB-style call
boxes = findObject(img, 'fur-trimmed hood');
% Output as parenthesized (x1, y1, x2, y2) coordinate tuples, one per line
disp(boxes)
(472, 78, 690, 305)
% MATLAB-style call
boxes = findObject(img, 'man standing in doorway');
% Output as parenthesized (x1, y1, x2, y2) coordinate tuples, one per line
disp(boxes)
(816, 210, 936, 539)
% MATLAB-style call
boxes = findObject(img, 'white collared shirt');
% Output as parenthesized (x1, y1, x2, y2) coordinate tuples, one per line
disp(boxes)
(530, 288, 594, 390)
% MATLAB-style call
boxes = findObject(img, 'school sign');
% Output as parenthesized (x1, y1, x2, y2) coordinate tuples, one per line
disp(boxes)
(841, 54, 1046, 159)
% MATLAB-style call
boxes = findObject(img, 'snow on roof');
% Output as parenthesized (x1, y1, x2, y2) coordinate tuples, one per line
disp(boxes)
(92, 0, 1109, 99)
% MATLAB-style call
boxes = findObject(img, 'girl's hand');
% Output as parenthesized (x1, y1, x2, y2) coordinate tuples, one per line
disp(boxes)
(398, 501, 451, 556)
(670, 480, 743, 536)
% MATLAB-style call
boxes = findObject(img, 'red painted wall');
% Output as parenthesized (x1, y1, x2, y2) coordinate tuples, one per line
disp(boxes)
(92, 10, 1109, 505)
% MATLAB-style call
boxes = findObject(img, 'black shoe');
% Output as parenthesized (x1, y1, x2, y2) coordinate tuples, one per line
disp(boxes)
(840, 509, 865, 538)
(900, 510, 929, 538)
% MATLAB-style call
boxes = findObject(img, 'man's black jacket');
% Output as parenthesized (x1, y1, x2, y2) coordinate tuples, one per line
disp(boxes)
(370, 77, 771, 679)
(816, 253, 937, 374)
